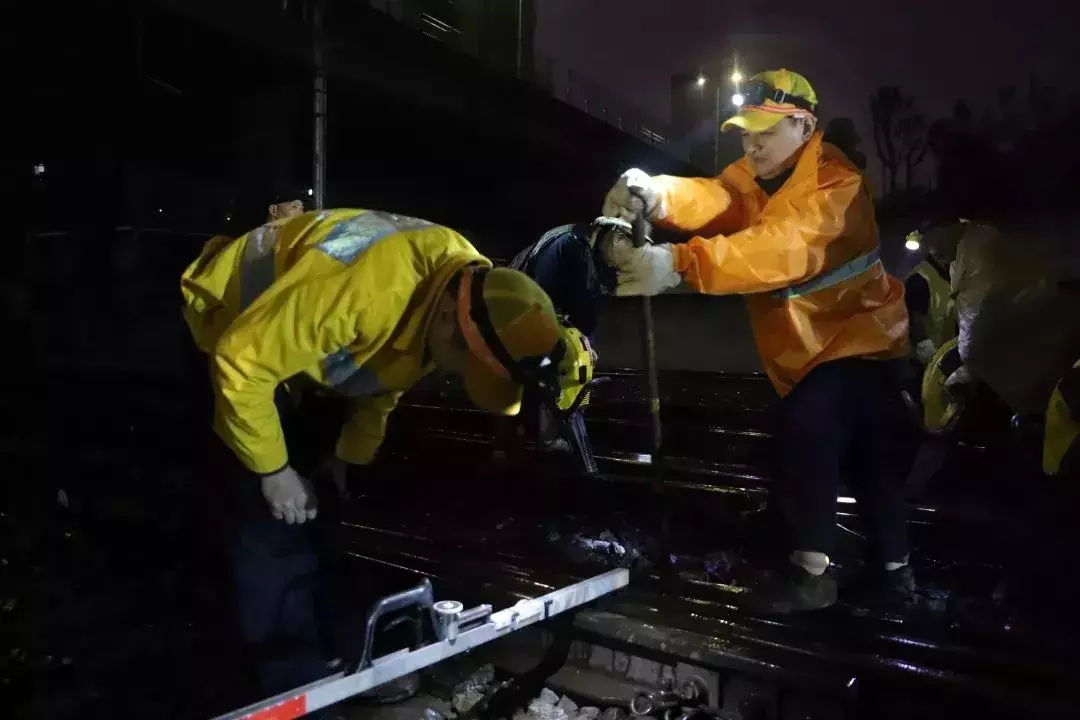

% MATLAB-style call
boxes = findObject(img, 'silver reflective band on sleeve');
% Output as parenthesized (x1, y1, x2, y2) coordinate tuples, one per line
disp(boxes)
(772, 247, 882, 299)
(510, 224, 576, 271)
(240, 226, 279, 310)
(317, 211, 434, 264)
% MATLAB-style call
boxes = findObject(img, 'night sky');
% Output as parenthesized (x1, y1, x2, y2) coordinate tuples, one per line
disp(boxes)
(535, 0, 1075, 186)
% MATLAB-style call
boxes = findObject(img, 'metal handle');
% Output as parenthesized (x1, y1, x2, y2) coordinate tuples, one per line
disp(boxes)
(632, 213, 648, 248)
(357, 578, 436, 670)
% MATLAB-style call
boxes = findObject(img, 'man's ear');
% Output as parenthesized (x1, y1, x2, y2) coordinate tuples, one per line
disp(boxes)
(268, 204, 279, 220)
(802, 116, 818, 141)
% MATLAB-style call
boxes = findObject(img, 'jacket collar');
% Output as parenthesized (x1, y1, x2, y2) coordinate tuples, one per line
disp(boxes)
(729, 130, 824, 193)
(392, 254, 491, 352)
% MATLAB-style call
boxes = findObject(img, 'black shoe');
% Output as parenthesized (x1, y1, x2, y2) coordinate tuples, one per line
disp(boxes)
(845, 565, 917, 608)
(739, 564, 838, 614)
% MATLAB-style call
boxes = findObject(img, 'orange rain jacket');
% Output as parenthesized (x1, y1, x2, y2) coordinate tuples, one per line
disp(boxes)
(653, 131, 909, 395)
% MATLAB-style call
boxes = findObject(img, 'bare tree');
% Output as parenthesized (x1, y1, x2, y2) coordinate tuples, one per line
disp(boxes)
(871, 86, 930, 193)
(870, 86, 905, 193)
(898, 112, 928, 190)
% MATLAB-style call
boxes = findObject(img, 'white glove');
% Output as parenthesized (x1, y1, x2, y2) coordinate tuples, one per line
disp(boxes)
(602, 169, 666, 224)
(615, 244, 681, 297)
(261, 465, 318, 524)
(915, 339, 937, 365)
(943, 364, 974, 403)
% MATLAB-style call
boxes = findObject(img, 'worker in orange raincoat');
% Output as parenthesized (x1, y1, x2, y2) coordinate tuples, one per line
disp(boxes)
(603, 70, 912, 613)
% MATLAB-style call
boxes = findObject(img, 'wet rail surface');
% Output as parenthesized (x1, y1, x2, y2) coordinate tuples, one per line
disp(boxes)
(1, 368, 1073, 718)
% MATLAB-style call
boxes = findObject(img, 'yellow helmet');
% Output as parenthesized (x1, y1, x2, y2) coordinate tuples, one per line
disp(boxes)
(554, 323, 595, 412)
(722, 68, 818, 133)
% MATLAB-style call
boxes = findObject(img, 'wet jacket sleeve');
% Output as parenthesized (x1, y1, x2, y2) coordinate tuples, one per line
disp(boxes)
(336, 391, 405, 465)
(551, 238, 598, 338)
(653, 175, 746, 235)
(212, 254, 408, 474)
(669, 173, 863, 295)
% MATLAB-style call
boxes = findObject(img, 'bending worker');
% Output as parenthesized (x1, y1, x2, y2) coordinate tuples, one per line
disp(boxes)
(603, 69, 911, 613)
(503, 218, 628, 471)
(181, 208, 564, 697)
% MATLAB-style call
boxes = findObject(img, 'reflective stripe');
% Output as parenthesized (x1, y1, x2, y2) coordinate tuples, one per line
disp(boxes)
(321, 349, 387, 397)
(772, 247, 881, 299)
(323, 348, 361, 386)
(510, 224, 576, 272)
(240, 225, 279, 310)
(317, 211, 432, 264)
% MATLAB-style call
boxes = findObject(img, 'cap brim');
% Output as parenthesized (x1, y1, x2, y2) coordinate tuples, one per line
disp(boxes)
(721, 109, 787, 133)
(465, 353, 523, 416)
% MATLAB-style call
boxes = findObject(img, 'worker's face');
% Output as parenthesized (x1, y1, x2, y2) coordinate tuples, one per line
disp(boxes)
(740, 116, 816, 179)
(268, 200, 304, 222)
(426, 289, 470, 375)
(924, 224, 963, 266)
(597, 228, 638, 271)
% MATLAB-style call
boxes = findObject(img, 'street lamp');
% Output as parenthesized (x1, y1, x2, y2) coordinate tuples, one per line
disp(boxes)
(731, 70, 743, 84)
(696, 74, 706, 88)
(732, 93, 745, 107)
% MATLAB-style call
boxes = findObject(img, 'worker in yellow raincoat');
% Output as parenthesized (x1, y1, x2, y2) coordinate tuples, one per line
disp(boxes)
(181, 208, 563, 698)
(904, 228, 958, 366)
(603, 70, 911, 613)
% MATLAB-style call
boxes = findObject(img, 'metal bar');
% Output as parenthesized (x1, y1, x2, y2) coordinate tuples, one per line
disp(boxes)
(212, 569, 629, 720)
(312, 0, 327, 210)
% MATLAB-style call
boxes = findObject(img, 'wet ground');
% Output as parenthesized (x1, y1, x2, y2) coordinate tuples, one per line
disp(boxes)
(3, 369, 1078, 718)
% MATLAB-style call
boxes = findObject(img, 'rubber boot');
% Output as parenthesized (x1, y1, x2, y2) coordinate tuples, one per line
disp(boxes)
(739, 561, 838, 615)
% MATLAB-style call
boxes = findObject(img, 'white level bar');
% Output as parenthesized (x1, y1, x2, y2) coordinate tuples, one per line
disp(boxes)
(212, 569, 629, 720)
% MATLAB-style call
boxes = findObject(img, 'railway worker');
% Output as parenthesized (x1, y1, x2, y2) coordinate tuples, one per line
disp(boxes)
(180, 208, 564, 697)
(602, 69, 913, 613)
(501, 218, 631, 471)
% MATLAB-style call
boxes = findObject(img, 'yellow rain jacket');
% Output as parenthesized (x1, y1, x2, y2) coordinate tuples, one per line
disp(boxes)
(653, 131, 908, 395)
(1044, 359, 1080, 476)
(912, 260, 957, 350)
(181, 209, 489, 474)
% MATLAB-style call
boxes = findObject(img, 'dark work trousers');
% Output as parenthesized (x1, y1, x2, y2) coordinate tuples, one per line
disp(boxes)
(225, 391, 350, 698)
(774, 358, 911, 565)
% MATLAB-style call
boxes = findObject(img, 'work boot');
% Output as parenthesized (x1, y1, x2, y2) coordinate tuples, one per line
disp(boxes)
(739, 563, 838, 614)
(846, 565, 917, 608)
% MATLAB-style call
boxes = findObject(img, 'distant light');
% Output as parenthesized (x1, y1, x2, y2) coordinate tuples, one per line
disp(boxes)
(695, 75, 706, 87)
(307, 187, 314, 196)
(226, 215, 232, 221)
(33, 163, 46, 176)
(157, 208, 163, 214)
(731, 70, 743, 84)
(731, 93, 745, 107)
(905, 234, 921, 251)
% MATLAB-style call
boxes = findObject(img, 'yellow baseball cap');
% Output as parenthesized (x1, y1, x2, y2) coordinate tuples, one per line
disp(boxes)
(722, 69, 818, 133)
(457, 266, 562, 416)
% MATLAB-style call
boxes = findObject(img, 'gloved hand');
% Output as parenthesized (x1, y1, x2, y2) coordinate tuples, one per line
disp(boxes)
(615, 244, 681, 297)
(602, 169, 665, 224)
(915, 339, 937, 366)
(943, 364, 974, 403)
(261, 465, 318, 524)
